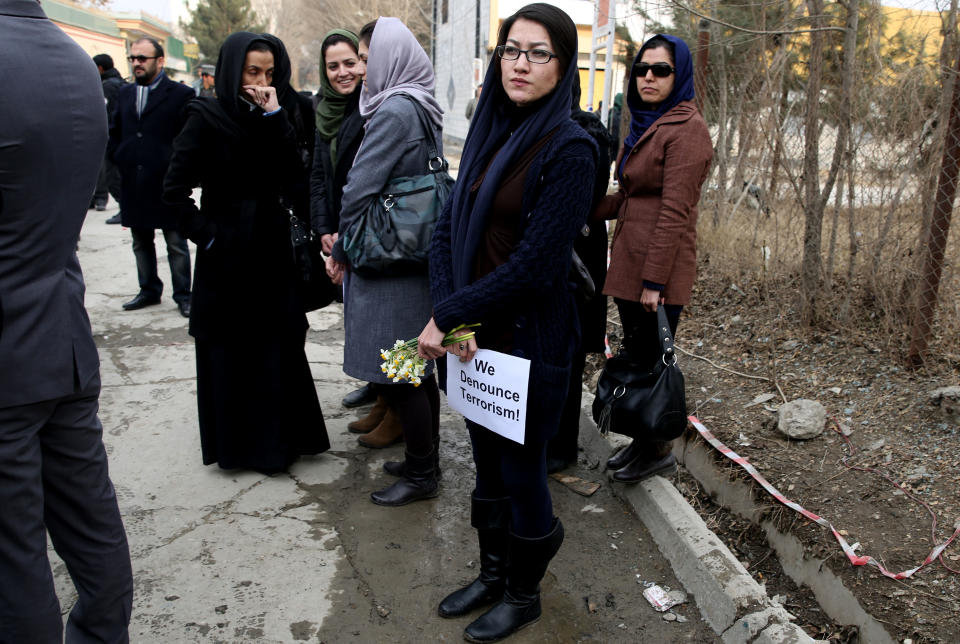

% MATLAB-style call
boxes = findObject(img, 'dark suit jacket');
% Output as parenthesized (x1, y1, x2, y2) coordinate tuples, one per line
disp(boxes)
(108, 74, 194, 229)
(0, 0, 105, 407)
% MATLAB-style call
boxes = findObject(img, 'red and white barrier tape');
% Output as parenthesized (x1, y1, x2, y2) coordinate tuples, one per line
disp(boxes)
(688, 415, 960, 580)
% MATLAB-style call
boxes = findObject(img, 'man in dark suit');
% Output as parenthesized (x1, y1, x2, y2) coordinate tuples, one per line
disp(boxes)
(0, 0, 134, 640)
(108, 37, 195, 317)
(93, 53, 127, 224)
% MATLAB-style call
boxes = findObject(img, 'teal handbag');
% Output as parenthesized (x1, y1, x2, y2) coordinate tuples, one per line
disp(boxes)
(342, 95, 454, 277)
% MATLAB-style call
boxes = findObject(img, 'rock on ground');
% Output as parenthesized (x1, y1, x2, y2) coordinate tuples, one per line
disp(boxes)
(776, 399, 826, 440)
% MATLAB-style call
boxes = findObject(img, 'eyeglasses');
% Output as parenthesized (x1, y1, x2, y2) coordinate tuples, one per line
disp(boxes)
(497, 45, 557, 65)
(634, 62, 675, 78)
(127, 55, 159, 63)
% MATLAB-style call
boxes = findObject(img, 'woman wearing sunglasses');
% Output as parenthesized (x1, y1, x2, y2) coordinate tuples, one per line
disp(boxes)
(595, 34, 712, 482)
(419, 4, 596, 641)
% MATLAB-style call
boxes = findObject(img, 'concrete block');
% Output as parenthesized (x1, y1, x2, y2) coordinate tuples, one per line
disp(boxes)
(721, 606, 798, 644)
(753, 622, 816, 644)
(620, 475, 768, 632)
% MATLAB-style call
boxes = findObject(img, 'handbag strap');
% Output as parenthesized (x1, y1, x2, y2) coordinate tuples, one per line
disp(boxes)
(657, 306, 676, 363)
(395, 93, 446, 174)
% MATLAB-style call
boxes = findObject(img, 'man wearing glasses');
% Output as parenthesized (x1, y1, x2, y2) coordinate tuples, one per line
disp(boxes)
(108, 37, 195, 317)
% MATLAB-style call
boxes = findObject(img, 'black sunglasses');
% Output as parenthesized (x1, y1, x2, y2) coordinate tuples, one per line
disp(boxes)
(634, 62, 675, 78)
(127, 55, 159, 63)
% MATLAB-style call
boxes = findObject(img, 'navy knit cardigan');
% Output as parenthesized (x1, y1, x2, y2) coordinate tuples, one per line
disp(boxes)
(429, 119, 597, 442)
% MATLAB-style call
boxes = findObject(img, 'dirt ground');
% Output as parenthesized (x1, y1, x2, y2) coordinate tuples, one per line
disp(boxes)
(305, 410, 718, 643)
(588, 272, 960, 643)
(305, 323, 718, 643)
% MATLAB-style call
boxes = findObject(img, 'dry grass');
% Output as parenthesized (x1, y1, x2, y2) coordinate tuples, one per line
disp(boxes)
(694, 188, 960, 367)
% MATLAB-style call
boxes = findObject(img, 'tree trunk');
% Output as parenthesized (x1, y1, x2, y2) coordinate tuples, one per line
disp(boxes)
(908, 45, 960, 366)
(713, 21, 729, 227)
(800, 0, 859, 324)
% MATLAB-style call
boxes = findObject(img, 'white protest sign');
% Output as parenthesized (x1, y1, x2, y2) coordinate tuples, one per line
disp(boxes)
(446, 349, 531, 444)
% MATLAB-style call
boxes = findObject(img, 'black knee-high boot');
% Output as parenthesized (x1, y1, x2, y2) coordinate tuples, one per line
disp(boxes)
(438, 494, 510, 617)
(463, 518, 564, 643)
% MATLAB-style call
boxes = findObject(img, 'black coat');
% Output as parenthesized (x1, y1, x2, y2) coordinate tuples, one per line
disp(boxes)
(571, 108, 612, 354)
(100, 68, 126, 128)
(308, 100, 363, 235)
(108, 75, 194, 229)
(163, 104, 312, 341)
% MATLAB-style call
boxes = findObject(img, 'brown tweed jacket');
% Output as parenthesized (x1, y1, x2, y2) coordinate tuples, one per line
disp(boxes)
(594, 100, 712, 305)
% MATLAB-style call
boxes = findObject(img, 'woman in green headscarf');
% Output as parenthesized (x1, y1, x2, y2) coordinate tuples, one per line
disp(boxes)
(309, 29, 381, 430)
(309, 29, 364, 254)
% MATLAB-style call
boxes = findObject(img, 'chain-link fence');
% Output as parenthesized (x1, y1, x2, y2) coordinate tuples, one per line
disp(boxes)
(652, 0, 959, 365)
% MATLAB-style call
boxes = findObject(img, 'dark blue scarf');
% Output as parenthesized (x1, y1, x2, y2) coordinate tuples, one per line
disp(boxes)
(619, 34, 695, 178)
(448, 53, 580, 290)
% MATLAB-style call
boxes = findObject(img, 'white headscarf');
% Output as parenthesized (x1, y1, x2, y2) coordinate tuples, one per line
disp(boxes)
(359, 17, 443, 128)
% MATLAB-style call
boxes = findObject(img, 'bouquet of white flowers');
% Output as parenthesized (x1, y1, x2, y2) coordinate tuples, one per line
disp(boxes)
(380, 323, 479, 386)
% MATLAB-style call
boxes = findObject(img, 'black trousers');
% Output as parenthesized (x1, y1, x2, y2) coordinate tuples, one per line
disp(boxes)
(547, 350, 588, 464)
(130, 227, 192, 304)
(377, 374, 440, 456)
(615, 298, 681, 368)
(93, 155, 121, 208)
(0, 375, 133, 644)
(467, 421, 552, 538)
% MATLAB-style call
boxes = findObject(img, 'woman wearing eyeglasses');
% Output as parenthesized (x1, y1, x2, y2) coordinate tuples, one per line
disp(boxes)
(419, 4, 596, 641)
(595, 34, 712, 483)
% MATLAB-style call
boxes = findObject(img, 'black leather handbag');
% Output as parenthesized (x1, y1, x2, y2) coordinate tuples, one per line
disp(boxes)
(592, 306, 688, 441)
(289, 208, 338, 312)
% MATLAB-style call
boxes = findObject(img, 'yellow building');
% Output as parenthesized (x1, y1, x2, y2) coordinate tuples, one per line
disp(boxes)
(881, 5, 944, 69)
(39, 0, 198, 82)
(40, 0, 128, 74)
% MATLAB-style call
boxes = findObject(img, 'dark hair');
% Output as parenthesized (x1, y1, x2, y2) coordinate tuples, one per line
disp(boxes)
(322, 33, 359, 58)
(496, 3, 577, 73)
(359, 20, 378, 46)
(247, 41, 273, 55)
(132, 37, 164, 58)
(637, 35, 675, 68)
(93, 53, 114, 70)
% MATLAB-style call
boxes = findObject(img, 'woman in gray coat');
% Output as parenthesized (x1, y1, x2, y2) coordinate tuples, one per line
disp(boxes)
(327, 18, 443, 506)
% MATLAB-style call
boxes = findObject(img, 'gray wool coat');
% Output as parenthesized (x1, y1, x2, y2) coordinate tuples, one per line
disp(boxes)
(332, 94, 442, 383)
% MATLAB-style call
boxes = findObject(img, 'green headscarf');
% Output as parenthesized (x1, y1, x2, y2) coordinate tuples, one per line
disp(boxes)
(314, 28, 361, 166)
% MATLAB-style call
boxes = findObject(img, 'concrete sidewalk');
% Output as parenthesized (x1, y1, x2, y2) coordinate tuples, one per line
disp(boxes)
(58, 203, 737, 642)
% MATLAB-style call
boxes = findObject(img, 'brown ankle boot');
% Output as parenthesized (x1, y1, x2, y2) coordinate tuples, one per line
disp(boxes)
(357, 408, 404, 448)
(348, 396, 388, 434)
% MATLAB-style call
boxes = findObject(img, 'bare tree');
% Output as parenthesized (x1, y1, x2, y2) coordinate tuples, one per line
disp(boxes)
(263, 0, 432, 90)
(799, 0, 859, 324)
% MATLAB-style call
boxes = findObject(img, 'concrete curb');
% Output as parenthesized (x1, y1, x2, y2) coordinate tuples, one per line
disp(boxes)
(676, 435, 897, 644)
(577, 398, 819, 644)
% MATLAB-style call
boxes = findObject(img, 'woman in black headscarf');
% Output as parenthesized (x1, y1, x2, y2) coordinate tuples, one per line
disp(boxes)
(419, 4, 596, 641)
(163, 32, 329, 474)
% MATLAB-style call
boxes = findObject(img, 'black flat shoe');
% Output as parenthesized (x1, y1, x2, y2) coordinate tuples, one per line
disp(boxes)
(605, 440, 643, 470)
(177, 300, 191, 318)
(342, 383, 376, 408)
(105, 214, 122, 224)
(545, 456, 572, 475)
(611, 453, 677, 483)
(122, 293, 161, 311)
